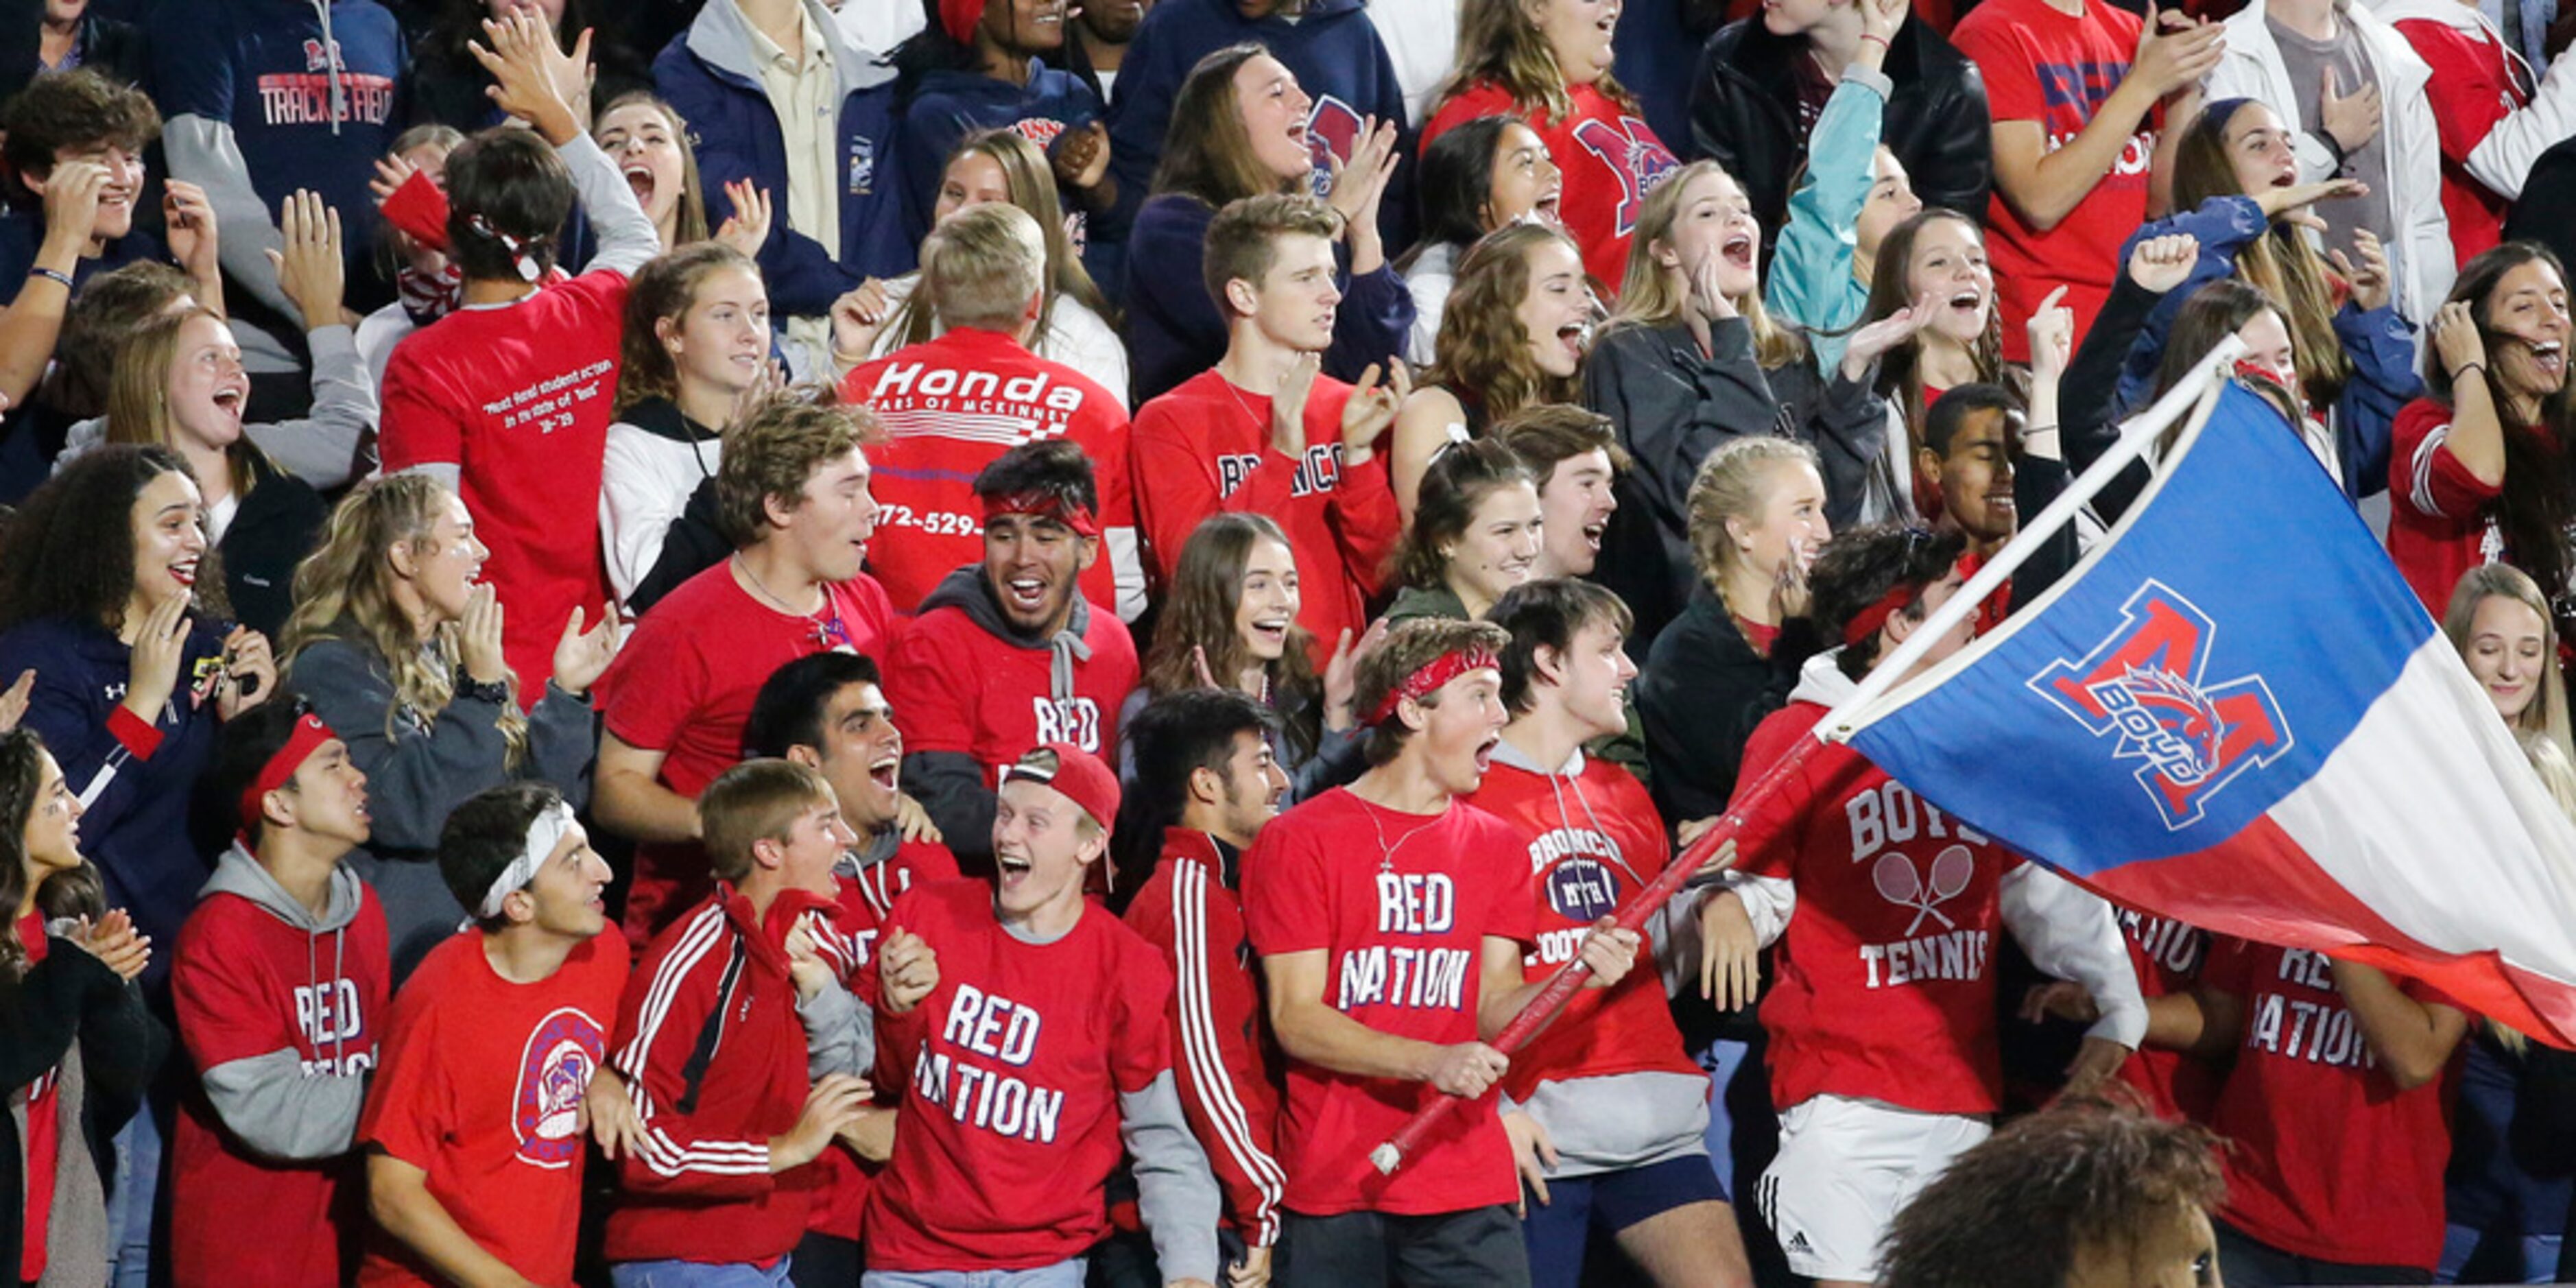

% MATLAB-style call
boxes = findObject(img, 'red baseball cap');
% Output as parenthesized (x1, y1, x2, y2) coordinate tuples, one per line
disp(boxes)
(1000, 743, 1119, 837)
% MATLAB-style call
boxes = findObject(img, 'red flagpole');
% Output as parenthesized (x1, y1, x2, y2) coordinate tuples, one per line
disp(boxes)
(1365, 730, 1829, 1176)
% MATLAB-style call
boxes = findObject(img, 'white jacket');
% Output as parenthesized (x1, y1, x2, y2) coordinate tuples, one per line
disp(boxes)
(2372, 0, 2576, 201)
(2206, 0, 2455, 320)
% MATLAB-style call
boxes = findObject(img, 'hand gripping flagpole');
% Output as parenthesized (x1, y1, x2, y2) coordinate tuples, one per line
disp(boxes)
(1365, 337, 2247, 1177)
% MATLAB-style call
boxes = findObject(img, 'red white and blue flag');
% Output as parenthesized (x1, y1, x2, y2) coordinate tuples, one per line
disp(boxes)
(1830, 376, 2576, 1045)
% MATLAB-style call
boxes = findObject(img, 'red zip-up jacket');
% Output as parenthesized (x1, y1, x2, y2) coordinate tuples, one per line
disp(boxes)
(1121, 828, 1287, 1247)
(602, 886, 840, 1265)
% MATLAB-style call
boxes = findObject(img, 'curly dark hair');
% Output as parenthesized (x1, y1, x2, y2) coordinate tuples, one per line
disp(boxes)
(1, 68, 160, 198)
(1807, 523, 1966, 680)
(0, 444, 215, 636)
(1879, 1097, 2226, 1288)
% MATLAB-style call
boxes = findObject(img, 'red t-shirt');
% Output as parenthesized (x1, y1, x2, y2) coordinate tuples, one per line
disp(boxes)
(379, 271, 630, 700)
(2114, 911, 2221, 1123)
(882, 591, 1138, 772)
(1952, 0, 2154, 360)
(356, 929, 630, 1288)
(1466, 754, 1701, 1100)
(805, 838, 963, 1241)
(1240, 789, 1536, 1217)
(1732, 700, 2019, 1115)
(597, 561, 900, 951)
(867, 880, 1176, 1272)
(2398, 16, 2533, 268)
(842, 327, 1138, 615)
(2204, 938, 2461, 1271)
(1130, 369, 1401, 659)
(14, 911, 55, 1285)
(170, 884, 392, 1287)
(2388, 397, 2533, 617)
(1423, 82, 1681, 297)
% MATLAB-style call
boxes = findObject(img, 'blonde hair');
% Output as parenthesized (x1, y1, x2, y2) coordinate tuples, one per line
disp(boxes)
(1686, 436, 1821, 584)
(2444, 563, 2576, 765)
(700, 759, 835, 884)
(921, 202, 1047, 333)
(1612, 160, 1803, 369)
(889, 130, 1116, 352)
(105, 305, 259, 499)
(1435, 0, 1638, 125)
(281, 475, 530, 763)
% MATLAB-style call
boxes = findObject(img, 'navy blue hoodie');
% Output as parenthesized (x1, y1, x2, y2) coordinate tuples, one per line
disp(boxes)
(898, 62, 1106, 246)
(1104, 0, 1410, 265)
(0, 613, 231, 989)
(652, 0, 918, 320)
(1123, 193, 1413, 404)
(152, 0, 409, 302)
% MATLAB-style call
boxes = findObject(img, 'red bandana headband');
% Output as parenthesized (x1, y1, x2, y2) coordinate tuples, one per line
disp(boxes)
(1365, 647, 1501, 727)
(985, 490, 1101, 538)
(1841, 582, 1920, 649)
(240, 712, 337, 836)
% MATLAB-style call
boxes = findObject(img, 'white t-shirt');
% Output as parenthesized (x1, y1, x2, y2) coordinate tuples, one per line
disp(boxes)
(1368, 0, 1463, 127)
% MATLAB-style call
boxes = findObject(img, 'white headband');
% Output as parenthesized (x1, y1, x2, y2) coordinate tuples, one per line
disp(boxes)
(475, 801, 579, 920)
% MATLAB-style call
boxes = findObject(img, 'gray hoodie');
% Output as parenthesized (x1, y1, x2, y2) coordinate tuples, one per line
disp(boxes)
(285, 633, 596, 981)
(904, 565, 1108, 861)
(193, 842, 377, 1159)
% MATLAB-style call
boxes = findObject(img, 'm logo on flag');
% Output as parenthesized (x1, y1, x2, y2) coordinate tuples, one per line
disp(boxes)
(2029, 580, 2292, 829)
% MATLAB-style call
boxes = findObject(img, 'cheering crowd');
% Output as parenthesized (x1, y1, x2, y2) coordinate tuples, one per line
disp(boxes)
(8, 0, 2576, 1284)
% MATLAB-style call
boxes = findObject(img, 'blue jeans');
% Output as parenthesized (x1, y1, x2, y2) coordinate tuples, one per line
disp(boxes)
(105, 1107, 161, 1288)
(861, 1259, 1086, 1288)
(2437, 1221, 2563, 1284)
(612, 1256, 795, 1287)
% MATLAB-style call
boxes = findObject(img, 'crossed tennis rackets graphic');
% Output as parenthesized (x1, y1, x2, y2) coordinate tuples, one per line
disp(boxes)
(1871, 846, 1976, 935)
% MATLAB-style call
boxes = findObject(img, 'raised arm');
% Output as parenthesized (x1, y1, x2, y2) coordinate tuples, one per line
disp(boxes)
(1983, 10, 2218, 231)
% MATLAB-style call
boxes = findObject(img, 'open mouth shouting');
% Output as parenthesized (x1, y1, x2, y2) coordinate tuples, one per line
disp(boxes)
(997, 847, 1036, 892)
(1556, 318, 1592, 363)
(1722, 231, 1755, 272)
(211, 380, 248, 425)
(1472, 732, 1501, 775)
(2528, 338, 2566, 381)
(170, 555, 200, 589)
(1534, 188, 1562, 225)
(1003, 575, 1051, 615)
(870, 752, 901, 795)
(623, 161, 658, 208)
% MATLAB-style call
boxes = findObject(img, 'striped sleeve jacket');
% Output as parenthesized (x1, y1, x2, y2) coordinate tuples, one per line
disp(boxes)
(1122, 828, 1289, 1248)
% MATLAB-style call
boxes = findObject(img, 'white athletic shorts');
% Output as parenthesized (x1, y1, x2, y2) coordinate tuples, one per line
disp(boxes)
(1753, 1094, 1991, 1283)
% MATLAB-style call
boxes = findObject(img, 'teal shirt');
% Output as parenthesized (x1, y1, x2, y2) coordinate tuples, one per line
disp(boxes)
(1764, 68, 1895, 381)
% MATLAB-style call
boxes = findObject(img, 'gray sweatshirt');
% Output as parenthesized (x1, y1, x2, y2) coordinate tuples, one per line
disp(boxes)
(191, 842, 377, 1159)
(284, 634, 596, 979)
